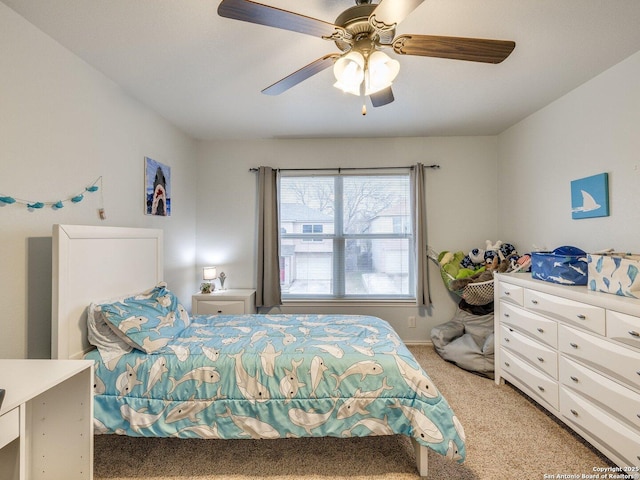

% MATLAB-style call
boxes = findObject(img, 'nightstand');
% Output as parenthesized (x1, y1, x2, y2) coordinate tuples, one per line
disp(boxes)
(192, 289, 256, 315)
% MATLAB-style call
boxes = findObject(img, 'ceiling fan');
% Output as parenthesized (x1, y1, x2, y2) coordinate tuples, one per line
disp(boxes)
(217, 0, 515, 112)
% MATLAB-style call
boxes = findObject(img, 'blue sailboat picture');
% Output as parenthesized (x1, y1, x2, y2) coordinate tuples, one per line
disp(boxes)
(571, 173, 609, 219)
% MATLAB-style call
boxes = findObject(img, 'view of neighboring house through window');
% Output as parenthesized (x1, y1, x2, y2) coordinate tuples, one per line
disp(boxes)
(279, 174, 414, 299)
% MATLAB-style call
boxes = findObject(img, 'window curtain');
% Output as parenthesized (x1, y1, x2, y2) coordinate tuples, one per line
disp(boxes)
(256, 166, 282, 308)
(412, 163, 430, 306)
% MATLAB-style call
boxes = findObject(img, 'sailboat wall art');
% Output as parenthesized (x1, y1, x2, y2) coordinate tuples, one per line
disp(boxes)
(571, 173, 609, 220)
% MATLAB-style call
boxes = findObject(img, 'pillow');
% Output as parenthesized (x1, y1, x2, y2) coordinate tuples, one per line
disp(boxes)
(87, 298, 133, 367)
(98, 282, 190, 353)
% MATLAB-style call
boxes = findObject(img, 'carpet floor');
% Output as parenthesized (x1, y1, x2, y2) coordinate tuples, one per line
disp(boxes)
(94, 345, 614, 479)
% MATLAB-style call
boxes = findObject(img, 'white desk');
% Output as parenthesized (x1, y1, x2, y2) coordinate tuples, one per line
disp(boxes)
(0, 360, 94, 480)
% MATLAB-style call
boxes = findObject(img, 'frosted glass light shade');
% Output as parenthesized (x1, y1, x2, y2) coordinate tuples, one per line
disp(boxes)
(365, 51, 400, 95)
(203, 266, 217, 281)
(333, 51, 365, 95)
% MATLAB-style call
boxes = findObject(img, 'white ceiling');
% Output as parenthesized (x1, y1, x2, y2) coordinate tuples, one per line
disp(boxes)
(4, 0, 640, 140)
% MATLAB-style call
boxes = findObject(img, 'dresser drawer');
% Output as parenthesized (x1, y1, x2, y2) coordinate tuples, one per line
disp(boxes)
(195, 300, 245, 315)
(500, 302, 558, 349)
(501, 325, 558, 379)
(500, 348, 559, 410)
(560, 356, 640, 432)
(525, 289, 605, 335)
(607, 310, 640, 351)
(0, 407, 19, 450)
(497, 282, 524, 306)
(559, 325, 640, 391)
(560, 388, 640, 470)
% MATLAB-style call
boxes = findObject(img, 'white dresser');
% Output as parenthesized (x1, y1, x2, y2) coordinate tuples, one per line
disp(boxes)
(495, 272, 640, 474)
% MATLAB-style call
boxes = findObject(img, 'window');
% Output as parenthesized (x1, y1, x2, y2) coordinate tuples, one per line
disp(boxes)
(279, 174, 414, 300)
(302, 224, 323, 241)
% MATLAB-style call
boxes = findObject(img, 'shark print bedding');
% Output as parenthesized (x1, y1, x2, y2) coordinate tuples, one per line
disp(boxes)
(86, 313, 466, 463)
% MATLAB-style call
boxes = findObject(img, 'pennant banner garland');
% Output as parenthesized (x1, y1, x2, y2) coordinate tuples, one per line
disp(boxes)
(1, 176, 102, 211)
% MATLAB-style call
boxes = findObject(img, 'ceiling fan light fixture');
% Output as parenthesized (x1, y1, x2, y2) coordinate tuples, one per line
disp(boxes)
(364, 50, 400, 95)
(333, 51, 365, 95)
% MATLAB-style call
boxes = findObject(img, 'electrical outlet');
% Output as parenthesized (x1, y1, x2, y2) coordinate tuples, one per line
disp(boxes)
(408, 316, 416, 328)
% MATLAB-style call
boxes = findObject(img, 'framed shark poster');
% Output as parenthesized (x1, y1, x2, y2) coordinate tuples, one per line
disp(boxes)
(145, 157, 171, 216)
(571, 173, 609, 220)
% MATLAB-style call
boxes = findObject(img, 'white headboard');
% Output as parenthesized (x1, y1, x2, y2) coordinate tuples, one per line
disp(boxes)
(52, 224, 163, 359)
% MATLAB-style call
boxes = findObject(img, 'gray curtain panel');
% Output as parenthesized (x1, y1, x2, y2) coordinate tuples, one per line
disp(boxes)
(256, 166, 282, 307)
(412, 163, 430, 306)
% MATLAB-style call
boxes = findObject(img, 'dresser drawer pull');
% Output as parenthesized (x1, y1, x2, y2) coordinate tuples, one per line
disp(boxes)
(570, 376, 579, 383)
(537, 328, 544, 333)
(570, 342, 579, 349)
(505, 338, 510, 342)
(504, 291, 511, 296)
(217, 310, 223, 313)
(504, 313, 510, 318)
(570, 409, 579, 417)
(504, 362, 510, 367)
(531, 299, 539, 305)
(537, 357, 544, 363)
(576, 314, 586, 320)
(629, 330, 640, 337)
(537, 386, 545, 392)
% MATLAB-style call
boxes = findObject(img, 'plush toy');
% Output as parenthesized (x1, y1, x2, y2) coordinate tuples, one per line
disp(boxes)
(438, 251, 455, 266)
(438, 251, 466, 279)
(485, 240, 503, 253)
(469, 248, 485, 264)
(460, 255, 475, 269)
(499, 243, 516, 260)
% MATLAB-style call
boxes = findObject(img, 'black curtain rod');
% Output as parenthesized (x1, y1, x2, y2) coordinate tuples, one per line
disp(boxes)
(249, 164, 440, 172)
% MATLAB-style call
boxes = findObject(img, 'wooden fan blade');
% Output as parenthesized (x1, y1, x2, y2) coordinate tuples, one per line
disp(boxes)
(262, 54, 339, 96)
(370, 87, 394, 107)
(369, 0, 425, 32)
(218, 0, 347, 40)
(393, 34, 516, 64)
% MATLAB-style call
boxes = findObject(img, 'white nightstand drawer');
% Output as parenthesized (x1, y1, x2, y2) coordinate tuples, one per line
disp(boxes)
(560, 388, 640, 470)
(560, 356, 640, 432)
(559, 324, 640, 391)
(497, 282, 524, 306)
(500, 302, 558, 349)
(196, 300, 245, 315)
(524, 289, 605, 335)
(607, 310, 640, 351)
(500, 349, 559, 410)
(0, 407, 19, 450)
(501, 325, 558, 379)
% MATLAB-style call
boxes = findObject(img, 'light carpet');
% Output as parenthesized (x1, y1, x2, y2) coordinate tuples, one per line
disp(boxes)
(94, 345, 614, 479)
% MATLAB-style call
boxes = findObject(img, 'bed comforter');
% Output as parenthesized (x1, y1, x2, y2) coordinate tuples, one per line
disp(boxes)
(87, 313, 466, 462)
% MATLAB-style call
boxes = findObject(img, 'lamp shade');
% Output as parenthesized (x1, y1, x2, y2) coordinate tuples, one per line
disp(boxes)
(203, 266, 217, 281)
(365, 51, 400, 95)
(333, 51, 365, 95)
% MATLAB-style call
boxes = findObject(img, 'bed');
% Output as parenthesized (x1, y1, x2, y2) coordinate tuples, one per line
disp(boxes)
(52, 224, 466, 478)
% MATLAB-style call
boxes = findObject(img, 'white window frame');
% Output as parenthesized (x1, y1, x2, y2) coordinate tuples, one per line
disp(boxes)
(279, 173, 415, 301)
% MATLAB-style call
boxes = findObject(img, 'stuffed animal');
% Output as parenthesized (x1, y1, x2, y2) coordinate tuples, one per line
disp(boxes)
(469, 248, 485, 264)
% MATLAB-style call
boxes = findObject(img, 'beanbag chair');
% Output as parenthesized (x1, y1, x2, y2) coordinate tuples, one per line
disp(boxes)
(431, 307, 494, 378)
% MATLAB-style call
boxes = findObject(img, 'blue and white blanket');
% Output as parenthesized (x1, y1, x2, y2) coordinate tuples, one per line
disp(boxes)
(87, 313, 466, 462)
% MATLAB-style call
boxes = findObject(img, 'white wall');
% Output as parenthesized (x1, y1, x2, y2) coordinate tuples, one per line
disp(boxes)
(498, 50, 640, 254)
(0, 3, 198, 358)
(196, 136, 499, 342)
